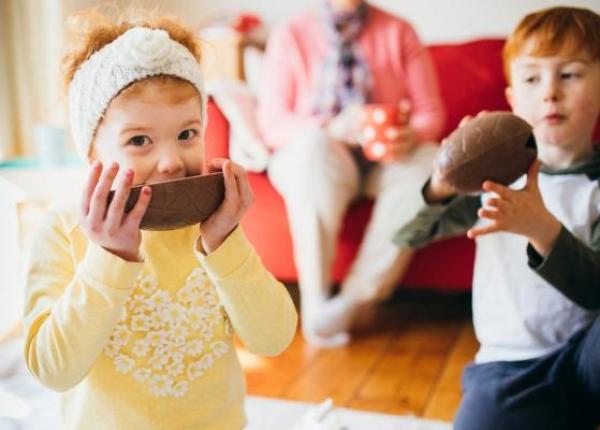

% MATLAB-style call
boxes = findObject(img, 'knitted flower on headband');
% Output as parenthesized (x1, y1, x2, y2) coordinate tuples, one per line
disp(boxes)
(69, 27, 207, 162)
(115, 28, 176, 69)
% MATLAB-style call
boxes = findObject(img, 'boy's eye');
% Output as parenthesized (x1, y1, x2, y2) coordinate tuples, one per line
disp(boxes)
(178, 129, 197, 141)
(129, 135, 150, 147)
(560, 72, 580, 80)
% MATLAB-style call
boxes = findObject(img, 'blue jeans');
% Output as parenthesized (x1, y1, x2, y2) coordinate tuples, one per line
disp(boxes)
(454, 317, 600, 430)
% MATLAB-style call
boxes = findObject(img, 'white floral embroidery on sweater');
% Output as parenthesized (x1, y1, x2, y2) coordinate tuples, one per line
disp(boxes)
(104, 267, 234, 398)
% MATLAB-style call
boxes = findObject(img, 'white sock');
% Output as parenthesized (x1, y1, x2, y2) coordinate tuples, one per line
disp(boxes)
(301, 294, 352, 347)
(302, 327, 350, 348)
(311, 295, 359, 338)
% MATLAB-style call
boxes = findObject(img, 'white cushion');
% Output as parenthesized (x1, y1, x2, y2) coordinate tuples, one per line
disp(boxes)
(243, 45, 265, 97)
(207, 80, 270, 172)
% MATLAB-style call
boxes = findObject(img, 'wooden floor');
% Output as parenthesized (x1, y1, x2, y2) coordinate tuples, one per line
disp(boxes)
(237, 288, 479, 422)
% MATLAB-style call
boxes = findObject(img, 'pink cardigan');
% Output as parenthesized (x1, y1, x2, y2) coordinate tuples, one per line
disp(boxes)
(257, 5, 446, 150)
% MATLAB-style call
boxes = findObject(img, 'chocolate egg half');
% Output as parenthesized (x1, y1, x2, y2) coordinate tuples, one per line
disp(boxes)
(436, 112, 537, 194)
(108, 172, 225, 230)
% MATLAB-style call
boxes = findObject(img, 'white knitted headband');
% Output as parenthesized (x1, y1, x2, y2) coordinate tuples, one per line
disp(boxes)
(68, 26, 207, 162)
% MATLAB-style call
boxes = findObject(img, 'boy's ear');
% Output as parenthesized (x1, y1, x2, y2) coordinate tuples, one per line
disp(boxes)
(505, 86, 514, 110)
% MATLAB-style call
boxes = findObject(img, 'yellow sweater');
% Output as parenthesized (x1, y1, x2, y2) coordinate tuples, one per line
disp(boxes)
(23, 206, 297, 429)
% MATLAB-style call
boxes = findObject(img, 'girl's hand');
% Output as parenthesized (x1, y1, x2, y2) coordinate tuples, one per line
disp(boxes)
(79, 161, 151, 262)
(467, 160, 561, 256)
(200, 159, 254, 253)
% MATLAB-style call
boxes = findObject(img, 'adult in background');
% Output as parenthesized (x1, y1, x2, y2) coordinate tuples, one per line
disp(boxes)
(258, 0, 445, 346)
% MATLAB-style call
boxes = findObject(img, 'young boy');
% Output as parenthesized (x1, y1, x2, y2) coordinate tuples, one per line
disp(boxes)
(393, 7, 600, 430)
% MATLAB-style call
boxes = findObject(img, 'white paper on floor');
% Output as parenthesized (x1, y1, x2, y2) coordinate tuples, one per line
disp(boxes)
(245, 396, 452, 430)
(0, 337, 452, 430)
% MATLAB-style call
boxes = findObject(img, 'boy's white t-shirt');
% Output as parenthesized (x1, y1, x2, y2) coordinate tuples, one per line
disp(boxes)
(474, 172, 600, 363)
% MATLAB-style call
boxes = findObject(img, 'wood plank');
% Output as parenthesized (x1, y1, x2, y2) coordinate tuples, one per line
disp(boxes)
(281, 328, 397, 406)
(350, 350, 448, 415)
(423, 322, 479, 421)
(239, 331, 324, 397)
(349, 319, 462, 415)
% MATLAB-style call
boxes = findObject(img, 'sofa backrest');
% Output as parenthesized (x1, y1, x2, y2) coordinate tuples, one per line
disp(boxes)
(429, 39, 509, 138)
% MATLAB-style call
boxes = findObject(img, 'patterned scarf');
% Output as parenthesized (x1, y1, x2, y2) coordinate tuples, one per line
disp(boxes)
(314, 0, 371, 119)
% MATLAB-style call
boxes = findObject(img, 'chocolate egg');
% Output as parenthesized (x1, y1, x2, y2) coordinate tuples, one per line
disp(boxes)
(436, 112, 537, 194)
(108, 172, 225, 230)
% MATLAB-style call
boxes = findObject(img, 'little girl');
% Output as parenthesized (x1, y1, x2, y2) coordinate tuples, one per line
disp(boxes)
(23, 11, 297, 430)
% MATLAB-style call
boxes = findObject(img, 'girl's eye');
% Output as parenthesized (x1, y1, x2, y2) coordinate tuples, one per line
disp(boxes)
(524, 75, 539, 84)
(178, 129, 197, 141)
(129, 135, 150, 147)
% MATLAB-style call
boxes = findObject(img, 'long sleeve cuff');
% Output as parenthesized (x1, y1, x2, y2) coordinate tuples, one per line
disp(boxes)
(527, 225, 570, 271)
(393, 178, 453, 248)
(194, 226, 252, 279)
(78, 242, 143, 295)
(528, 225, 600, 310)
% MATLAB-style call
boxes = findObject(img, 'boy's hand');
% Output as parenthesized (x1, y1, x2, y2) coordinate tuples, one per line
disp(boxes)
(424, 111, 491, 203)
(424, 138, 457, 203)
(79, 161, 151, 262)
(466, 160, 562, 256)
(200, 159, 254, 253)
(457, 110, 488, 128)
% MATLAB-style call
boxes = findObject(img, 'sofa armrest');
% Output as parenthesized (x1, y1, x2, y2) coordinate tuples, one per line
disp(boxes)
(204, 96, 230, 168)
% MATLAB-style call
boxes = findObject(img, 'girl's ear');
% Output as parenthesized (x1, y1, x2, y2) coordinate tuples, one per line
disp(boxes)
(505, 86, 514, 110)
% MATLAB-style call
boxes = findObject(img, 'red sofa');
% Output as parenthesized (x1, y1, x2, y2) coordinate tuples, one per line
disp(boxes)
(204, 38, 600, 291)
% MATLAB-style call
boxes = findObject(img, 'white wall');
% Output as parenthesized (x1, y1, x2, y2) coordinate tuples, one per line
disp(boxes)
(158, 0, 600, 43)
(373, 0, 600, 43)
(64, 0, 600, 43)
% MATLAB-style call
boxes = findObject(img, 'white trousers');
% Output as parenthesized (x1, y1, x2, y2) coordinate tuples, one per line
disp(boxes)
(268, 127, 438, 308)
